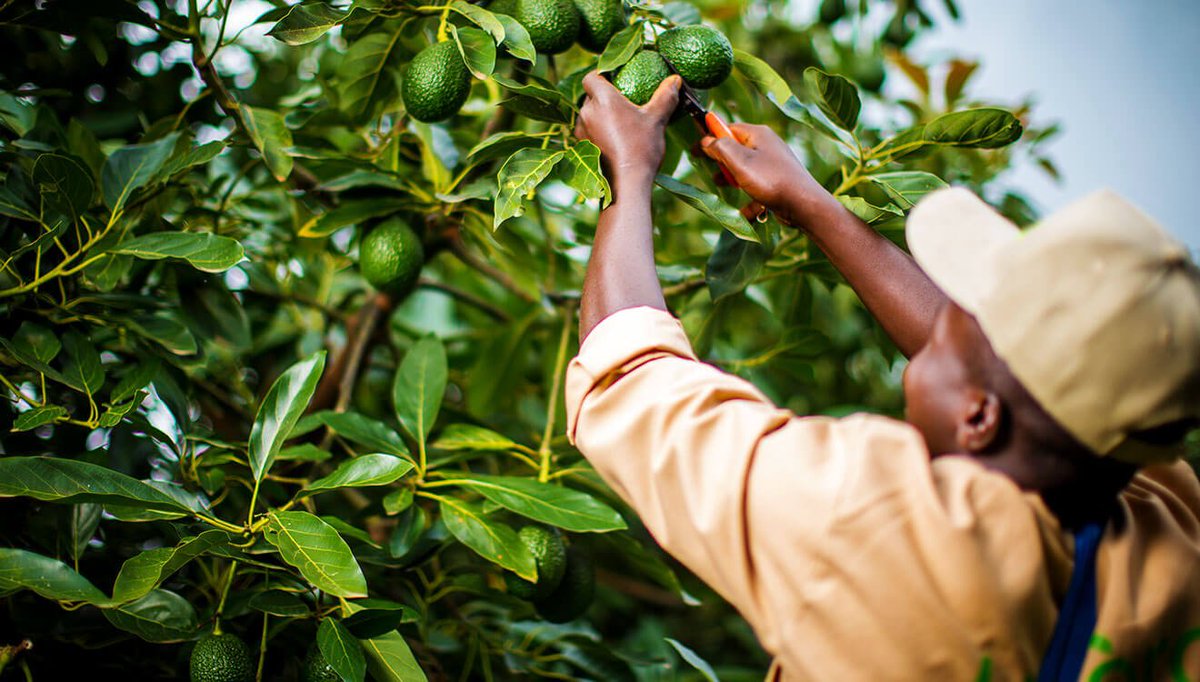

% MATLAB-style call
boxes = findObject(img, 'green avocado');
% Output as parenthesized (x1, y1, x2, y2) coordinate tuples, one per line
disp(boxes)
(190, 634, 253, 682)
(300, 647, 340, 682)
(505, 525, 568, 600)
(515, 0, 581, 54)
(358, 218, 425, 299)
(656, 24, 733, 89)
(613, 50, 671, 105)
(574, 0, 626, 52)
(533, 547, 595, 623)
(402, 41, 472, 123)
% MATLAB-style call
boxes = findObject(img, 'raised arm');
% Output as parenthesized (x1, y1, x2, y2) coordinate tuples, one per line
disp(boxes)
(574, 72, 681, 340)
(701, 125, 947, 358)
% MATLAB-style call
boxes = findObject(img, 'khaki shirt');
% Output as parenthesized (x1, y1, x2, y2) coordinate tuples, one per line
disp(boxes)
(565, 307, 1200, 681)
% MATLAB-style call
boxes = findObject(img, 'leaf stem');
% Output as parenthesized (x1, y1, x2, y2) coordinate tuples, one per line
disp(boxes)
(538, 306, 574, 483)
(213, 559, 239, 635)
(255, 612, 268, 682)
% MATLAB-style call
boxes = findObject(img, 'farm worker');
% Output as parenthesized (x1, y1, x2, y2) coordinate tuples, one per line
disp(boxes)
(567, 72, 1200, 680)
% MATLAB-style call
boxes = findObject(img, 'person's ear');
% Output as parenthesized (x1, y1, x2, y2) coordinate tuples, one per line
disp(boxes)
(956, 389, 1002, 453)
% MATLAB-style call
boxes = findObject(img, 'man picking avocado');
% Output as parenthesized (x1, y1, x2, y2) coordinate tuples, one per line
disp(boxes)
(566, 72, 1200, 679)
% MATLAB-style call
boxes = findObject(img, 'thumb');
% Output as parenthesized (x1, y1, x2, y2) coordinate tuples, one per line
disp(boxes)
(645, 75, 682, 119)
(701, 135, 752, 172)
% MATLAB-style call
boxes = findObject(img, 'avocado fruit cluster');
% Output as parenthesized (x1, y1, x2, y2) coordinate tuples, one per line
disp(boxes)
(504, 526, 596, 622)
(612, 24, 734, 105)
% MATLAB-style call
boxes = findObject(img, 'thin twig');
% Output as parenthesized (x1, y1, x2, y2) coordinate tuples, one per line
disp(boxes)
(418, 277, 510, 322)
(448, 237, 537, 304)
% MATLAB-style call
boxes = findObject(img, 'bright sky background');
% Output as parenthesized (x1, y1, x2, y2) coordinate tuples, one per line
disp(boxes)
(915, 0, 1200, 250)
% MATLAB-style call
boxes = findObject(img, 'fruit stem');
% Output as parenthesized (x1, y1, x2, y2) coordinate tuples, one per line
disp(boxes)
(213, 559, 239, 635)
(255, 612, 268, 682)
(437, 3, 452, 42)
(538, 306, 574, 483)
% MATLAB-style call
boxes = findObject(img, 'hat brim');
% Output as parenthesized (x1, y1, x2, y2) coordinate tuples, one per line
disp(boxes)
(906, 188, 1022, 315)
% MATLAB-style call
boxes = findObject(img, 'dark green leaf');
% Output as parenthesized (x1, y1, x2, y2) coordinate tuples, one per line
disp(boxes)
(870, 171, 947, 210)
(451, 0, 506, 41)
(12, 321, 60, 365)
(392, 335, 447, 446)
(104, 589, 198, 643)
(597, 23, 644, 73)
(264, 511, 368, 598)
(0, 547, 109, 604)
(101, 134, 178, 212)
(300, 454, 415, 498)
(923, 108, 1023, 148)
(110, 360, 158, 403)
(0, 92, 36, 136)
(249, 351, 327, 482)
(248, 590, 310, 617)
(447, 475, 626, 532)
(494, 148, 565, 229)
(267, 3, 351, 45)
(654, 174, 757, 242)
(342, 599, 417, 639)
(69, 503, 102, 561)
(62, 332, 104, 397)
(431, 424, 519, 452)
(438, 497, 536, 579)
(32, 153, 94, 221)
(319, 618, 367, 682)
(803, 67, 861, 131)
(706, 229, 769, 301)
(499, 95, 571, 124)
(314, 410, 410, 457)
(361, 631, 428, 682)
(12, 405, 67, 431)
(112, 531, 230, 603)
(277, 444, 333, 462)
(559, 141, 611, 206)
(337, 31, 404, 119)
(467, 131, 545, 164)
(108, 232, 244, 273)
(125, 313, 198, 355)
(494, 14, 536, 63)
(665, 638, 719, 682)
(451, 25, 496, 80)
(300, 197, 408, 239)
(243, 106, 294, 182)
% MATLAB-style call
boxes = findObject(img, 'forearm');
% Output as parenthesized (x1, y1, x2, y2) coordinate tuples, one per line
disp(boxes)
(579, 171, 666, 340)
(790, 192, 947, 357)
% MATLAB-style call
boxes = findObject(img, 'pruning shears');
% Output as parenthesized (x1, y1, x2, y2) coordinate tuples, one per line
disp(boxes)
(663, 57, 769, 223)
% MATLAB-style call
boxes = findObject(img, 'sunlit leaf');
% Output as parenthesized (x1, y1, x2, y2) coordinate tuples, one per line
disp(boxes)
(494, 148, 564, 229)
(559, 141, 611, 206)
(263, 511, 368, 598)
(12, 405, 67, 431)
(438, 497, 536, 579)
(361, 631, 427, 682)
(318, 618, 366, 682)
(392, 335, 447, 447)
(337, 31, 404, 119)
(299, 454, 415, 498)
(112, 531, 230, 603)
(248, 351, 327, 482)
(803, 67, 861, 131)
(267, 3, 351, 45)
(446, 475, 626, 532)
(0, 457, 190, 513)
(104, 590, 198, 643)
(243, 105, 294, 182)
(0, 547, 110, 604)
(665, 638, 719, 682)
(451, 25, 496, 80)
(101, 133, 178, 212)
(313, 410, 410, 457)
(923, 108, 1023, 148)
(431, 424, 519, 452)
(837, 195, 903, 224)
(108, 232, 244, 273)
(451, 0, 505, 42)
(597, 23, 644, 73)
(870, 171, 947, 209)
(655, 174, 757, 242)
(494, 14, 536, 63)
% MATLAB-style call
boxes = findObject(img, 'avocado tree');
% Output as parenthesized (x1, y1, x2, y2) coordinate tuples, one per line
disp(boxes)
(0, 0, 1058, 679)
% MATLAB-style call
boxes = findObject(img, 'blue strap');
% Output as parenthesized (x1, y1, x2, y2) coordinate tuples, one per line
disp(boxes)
(1037, 520, 1104, 682)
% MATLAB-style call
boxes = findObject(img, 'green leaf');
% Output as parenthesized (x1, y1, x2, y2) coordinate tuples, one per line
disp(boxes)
(112, 531, 230, 603)
(468, 131, 543, 164)
(314, 411, 410, 457)
(597, 23, 644, 73)
(654, 174, 757, 242)
(870, 171, 948, 210)
(248, 590, 311, 617)
(69, 503, 102, 561)
(451, 1, 505, 41)
(32, 153, 94, 222)
(62, 332, 104, 397)
(451, 25, 496, 80)
(101, 133, 178, 212)
(494, 14, 536, 63)
(300, 197, 408, 239)
(500, 95, 572, 124)
(319, 619, 367, 682)
(392, 336, 447, 446)
(342, 599, 417, 639)
(12, 405, 67, 431)
(447, 475, 627, 532)
(108, 232, 244, 273)
(125, 312, 198, 355)
(0, 92, 36, 135)
(837, 195, 903, 225)
(438, 497, 536, 579)
(383, 488, 414, 515)
(248, 351, 327, 482)
(264, 511, 368, 598)
(431, 424, 519, 452)
(361, 631, 427, 682)
(492, 74, 569, 108)
(0, 458, 183, 513)
(494, 148, 565, 229)
(706, 229, 769, 301)
(157, 140, 226, 181)
(0, 547, 109, 604)
(922, 108, 1023, 148)
(803, 67, 861, 131)
(665, 638, 719, 682)
(338, 31, 404, 119)
(300, 454, 415, 498)
(111, 360, 158, 403)
(267, 3, 351, 45)
(559, 141, 611, 206)
(242, 106, 294, 182)
(12, 321, 61, 364)
(104, 589, 199, 643)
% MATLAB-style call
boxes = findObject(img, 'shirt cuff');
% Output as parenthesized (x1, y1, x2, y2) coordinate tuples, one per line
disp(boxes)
(565, 306, 697, 444)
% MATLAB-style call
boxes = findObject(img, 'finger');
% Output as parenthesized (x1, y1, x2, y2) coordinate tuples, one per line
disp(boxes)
(728, 122, 760, 147)
(574, 117, 590, 141)
(644, 75, 682, 120)
(701, 136, 751, 170)
(582, 71, 620, 104)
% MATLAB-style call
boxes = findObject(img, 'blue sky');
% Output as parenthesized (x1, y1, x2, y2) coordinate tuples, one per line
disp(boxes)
(915, 0, 1200, 250)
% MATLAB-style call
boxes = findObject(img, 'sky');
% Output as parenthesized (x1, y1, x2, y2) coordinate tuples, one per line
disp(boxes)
(914, 0, 1200, 250)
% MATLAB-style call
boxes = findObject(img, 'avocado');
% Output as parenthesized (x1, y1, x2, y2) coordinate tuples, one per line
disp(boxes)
(300, 647, 340, 682)
(515, 0, 581, 54)
(190, 634, 253, 682)
(656, 25, 733, 89)
(574, 0, 626, 53)
(533, 547, 595, 623)
(358, 218, 425, 299)
(613, 50, 670, 105)
(402, 41, 471, 122)
(504, 525, 568, 601)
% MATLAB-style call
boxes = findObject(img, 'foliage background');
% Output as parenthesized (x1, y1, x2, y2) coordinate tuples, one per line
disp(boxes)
(0, 0, 1072, 679)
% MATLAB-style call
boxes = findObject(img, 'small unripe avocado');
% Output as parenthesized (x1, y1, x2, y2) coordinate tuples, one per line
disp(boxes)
(613, 50, 671, 105)
(358, 218, 424, 299)
(504, 525, 568, 601)
(574, 0, 626, 53)
(533, 547, 595, 623)
(656, 25, 733, 89)
(516, 0, 581, 54)
(402, 41, 472, 123)
(190, 634, 253, 682)
(300, 647, 340, 682)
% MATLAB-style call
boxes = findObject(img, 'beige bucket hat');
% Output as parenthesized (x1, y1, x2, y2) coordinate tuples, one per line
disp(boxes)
(907, 188, 1200, 464)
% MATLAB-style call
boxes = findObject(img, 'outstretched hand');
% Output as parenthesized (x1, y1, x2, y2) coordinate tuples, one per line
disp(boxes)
(575, 72, 682, 188)
(700, 123, 830, 227)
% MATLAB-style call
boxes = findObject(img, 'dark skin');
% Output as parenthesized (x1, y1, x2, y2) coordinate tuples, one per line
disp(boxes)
(574, 72, 1134, 526)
